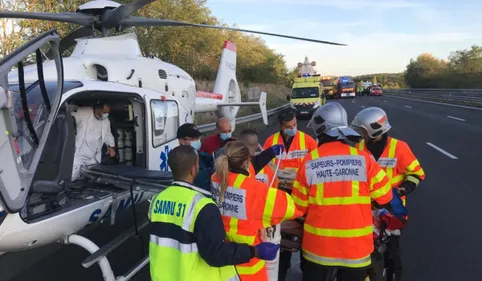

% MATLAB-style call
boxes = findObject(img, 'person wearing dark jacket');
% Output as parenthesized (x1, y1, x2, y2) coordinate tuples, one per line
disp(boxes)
(239, 129, 284, 174)
(149, 145, 279, 281)
(177, 123, 214, 193)
(213, 129, 284, 175)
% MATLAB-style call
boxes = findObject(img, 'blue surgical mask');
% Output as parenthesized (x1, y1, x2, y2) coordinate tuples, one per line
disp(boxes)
(220, 133, 232, 141)
(283, 128, 297, 137)
(190, 140, 201, 151)
(101, 113, 109, 120)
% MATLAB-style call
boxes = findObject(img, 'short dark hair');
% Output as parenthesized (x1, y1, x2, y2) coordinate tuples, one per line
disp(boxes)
(93, 99, 109, 109)
(278, 108, 296, 124)
(240, 129, 258, 137)
(168, 145, 198, 180)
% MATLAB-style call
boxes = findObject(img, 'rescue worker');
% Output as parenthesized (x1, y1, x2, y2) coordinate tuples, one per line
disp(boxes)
(262, 107, 317, 280)
(149, 145, 280, 281)
(350, 107, 425, 281)
(177, 123, 214, 192)
(262, 108, 317, 170)
(239, 129, 284, 185)
(201, 117, 235, 154)
(211, 141, 303, 281)
(292, 102, 393, 281)
(71, 100, 116, 181)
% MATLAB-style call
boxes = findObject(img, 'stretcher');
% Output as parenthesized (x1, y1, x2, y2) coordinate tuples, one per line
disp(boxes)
(81, 164, 173, 193)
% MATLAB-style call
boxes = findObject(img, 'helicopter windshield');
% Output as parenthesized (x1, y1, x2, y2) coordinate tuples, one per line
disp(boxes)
(8, 81, 83, 169)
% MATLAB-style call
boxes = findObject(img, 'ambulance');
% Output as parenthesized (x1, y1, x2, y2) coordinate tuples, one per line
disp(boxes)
(287, 58, 326, 118)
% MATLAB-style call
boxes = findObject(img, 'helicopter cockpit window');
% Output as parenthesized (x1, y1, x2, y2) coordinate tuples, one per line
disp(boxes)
(7, 49, 62, 170)
(151, 100, 179, 147)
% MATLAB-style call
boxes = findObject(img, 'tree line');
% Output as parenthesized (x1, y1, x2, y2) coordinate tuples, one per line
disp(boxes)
(353, 73, 405, 89)
(0, 0, 290, 84)
(404, 45, 482, 89)
(6, 0, 476, 89)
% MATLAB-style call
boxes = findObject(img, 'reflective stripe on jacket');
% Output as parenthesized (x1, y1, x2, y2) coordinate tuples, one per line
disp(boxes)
(357, 137, 425, 206)
(211, 172, 302, 280)
(293, 141, 392, 268)
(249, 162, 279, 189)
(262, 130, 317, 171)
(149, 183, 240, 281)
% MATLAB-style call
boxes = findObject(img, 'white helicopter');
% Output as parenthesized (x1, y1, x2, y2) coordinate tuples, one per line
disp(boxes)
(0, 0, 346, 280)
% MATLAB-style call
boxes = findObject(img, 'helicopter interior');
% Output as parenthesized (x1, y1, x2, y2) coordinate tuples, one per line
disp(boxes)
(24, 90, 172, 222)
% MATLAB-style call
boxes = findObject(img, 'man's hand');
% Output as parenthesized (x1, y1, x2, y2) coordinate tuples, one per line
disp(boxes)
(107, 147, 116, 157)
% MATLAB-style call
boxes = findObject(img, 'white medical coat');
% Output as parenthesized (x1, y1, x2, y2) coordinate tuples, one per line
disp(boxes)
(71, 107, 115, 181)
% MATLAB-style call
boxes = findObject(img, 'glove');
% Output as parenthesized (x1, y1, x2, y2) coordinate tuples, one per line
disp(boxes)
(280, 220, 303, 252)
(270, 144, 285, 156)
(397, 182, 415, 196)
(254, 242, 280, 261)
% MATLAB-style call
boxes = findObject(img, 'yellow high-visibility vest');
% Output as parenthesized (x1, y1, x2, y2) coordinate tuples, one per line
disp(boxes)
(149, 182, 240, 281)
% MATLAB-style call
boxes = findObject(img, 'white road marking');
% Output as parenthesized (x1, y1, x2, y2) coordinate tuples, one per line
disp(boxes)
(361, 105, 365, 108)
(383, 100, 388, 103)
(447, 115, 466, 122)
(426, 142, 458, 159)
(404, 105, 412, 108)
(385, 95, 482, 111)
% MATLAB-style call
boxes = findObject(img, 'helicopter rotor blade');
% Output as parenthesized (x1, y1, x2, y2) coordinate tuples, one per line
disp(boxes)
(120, 17, 347, 46)
(102, 0, 155, 28)
(45, 26, 94, 59)
(0, 11, 93, 26)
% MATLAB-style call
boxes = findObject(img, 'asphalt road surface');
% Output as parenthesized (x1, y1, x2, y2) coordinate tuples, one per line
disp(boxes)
(1, 96, 481, 281)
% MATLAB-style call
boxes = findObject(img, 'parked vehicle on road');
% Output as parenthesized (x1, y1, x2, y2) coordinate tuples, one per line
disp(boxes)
(370, 86, 383, 96)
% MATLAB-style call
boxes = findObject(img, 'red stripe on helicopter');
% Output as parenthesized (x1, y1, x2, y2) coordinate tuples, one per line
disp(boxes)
(196, 91, 224, 100)
(224, 40, 237, 53)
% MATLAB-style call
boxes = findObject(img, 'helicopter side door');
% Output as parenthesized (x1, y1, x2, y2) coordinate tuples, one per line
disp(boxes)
(0, 29, 64, 213)
(146, 97, 181, 171)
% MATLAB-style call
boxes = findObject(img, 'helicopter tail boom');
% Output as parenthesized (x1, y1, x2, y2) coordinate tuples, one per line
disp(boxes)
(194, 40, 268, 129)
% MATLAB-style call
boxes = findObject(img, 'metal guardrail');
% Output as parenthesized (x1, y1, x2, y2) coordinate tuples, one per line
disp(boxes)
(394, 88, 482, 92)
(198, 103, 290, 133)
(386, 89, 482, 103)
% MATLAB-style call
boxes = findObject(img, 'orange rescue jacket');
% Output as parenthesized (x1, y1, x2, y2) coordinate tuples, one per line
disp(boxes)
(262, 130, 317, 171)
(249, 162, 279, 189)
(212, 172, 302, 281)
(292, 141, 392, 269)
(356, 137, 425, 206)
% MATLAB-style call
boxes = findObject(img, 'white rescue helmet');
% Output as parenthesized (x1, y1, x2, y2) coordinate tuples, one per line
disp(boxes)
(308, 102, 360, 139)
(350, 107, 391, 138)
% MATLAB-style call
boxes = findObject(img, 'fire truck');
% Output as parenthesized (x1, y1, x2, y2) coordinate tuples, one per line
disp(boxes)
(320, 75, 336, 99)
(336, 76, 356, 98)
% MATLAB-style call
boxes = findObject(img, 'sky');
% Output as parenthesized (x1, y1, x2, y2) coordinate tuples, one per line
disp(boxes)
(206, 0, 482, 76)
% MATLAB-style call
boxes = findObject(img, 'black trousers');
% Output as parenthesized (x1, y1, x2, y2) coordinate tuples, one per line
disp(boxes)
(302, 260, 367, 281)
(385, 235, 403, 281)
(368, 251, 385, 281)
(278, 250, 292, 281)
